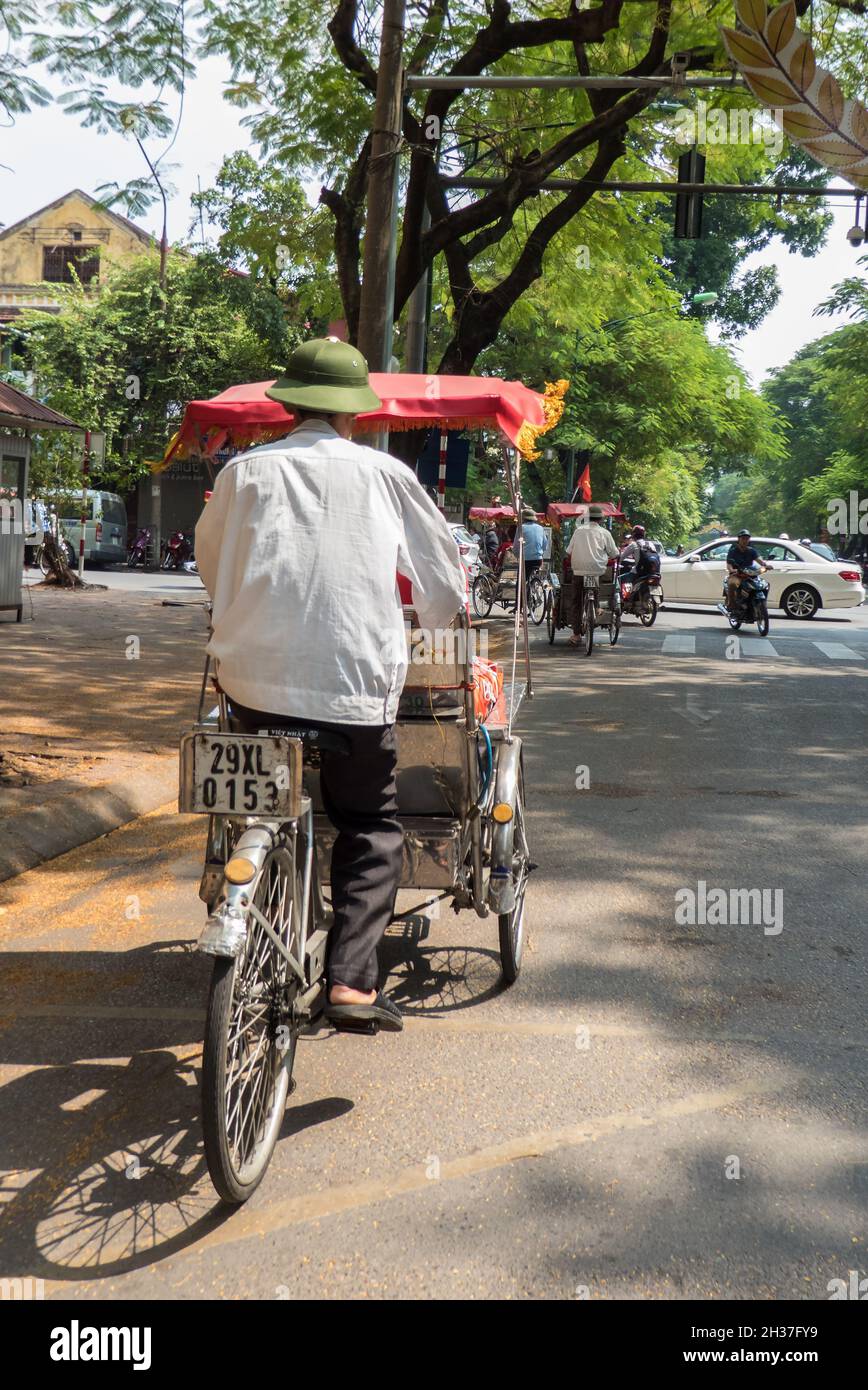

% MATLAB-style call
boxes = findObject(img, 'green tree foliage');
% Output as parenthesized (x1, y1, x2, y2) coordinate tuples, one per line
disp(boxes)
(476, 301, 783, 542)
(8, 2, 863, 372)
(15, 252, 291, 494)
(661, 150, 832, 338)
(728, 258, 868, 539)
(191, 153, 343, 332)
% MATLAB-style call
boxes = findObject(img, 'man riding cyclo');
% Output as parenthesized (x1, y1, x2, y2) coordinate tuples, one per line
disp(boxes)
(723, 528, 771, 613)
(564, 503, 619, 646)
(513, 507, 547, 582)
(195, 338, 467, 1037)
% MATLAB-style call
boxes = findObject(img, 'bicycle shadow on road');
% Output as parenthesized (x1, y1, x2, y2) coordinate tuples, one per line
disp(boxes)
(0, 942, 352, 1284)
(379, 912, 507, 1016)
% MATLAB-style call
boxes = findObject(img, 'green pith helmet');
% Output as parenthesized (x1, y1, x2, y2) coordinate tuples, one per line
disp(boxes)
(266, 337, 382, 414)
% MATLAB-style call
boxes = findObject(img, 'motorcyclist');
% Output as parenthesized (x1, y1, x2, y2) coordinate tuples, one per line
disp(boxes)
(619, 524, 646, 585)
(195, 337, 467, 1036)
(725, 529, 771, 611)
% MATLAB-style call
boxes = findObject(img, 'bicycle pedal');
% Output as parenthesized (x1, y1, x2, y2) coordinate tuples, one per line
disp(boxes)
(332, 1019, 379, 1037)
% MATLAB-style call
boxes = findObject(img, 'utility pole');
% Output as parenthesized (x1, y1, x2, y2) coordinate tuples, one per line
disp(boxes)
(356, 0, 406, 373)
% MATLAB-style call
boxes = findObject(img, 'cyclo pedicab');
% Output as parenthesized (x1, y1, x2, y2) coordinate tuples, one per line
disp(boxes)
(468, 504, 550, 626)
(545, 501, 626, 654)
(161, 371, 565, 1203)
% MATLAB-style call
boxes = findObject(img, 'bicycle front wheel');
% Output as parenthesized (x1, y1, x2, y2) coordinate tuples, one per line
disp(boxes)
(201, 835, 303, 1205)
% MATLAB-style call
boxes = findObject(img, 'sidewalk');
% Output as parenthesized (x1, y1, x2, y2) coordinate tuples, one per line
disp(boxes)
(0, 585, 208, 880)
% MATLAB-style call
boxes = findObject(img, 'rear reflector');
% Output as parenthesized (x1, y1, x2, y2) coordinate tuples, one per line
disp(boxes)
(95, 522, 102, 542)
(838, 570, 861, 582)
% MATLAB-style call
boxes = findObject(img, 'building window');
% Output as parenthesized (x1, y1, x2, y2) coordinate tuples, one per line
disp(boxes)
(42, 245, 100, 285)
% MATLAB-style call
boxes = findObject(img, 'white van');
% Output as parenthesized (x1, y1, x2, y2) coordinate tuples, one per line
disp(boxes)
(60, 490, 127, 566)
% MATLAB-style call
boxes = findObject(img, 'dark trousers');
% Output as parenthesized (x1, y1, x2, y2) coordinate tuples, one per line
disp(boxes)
(570, 574, 587, 636)
(524, 559, 542, 581)
(227, 697, 403, 993)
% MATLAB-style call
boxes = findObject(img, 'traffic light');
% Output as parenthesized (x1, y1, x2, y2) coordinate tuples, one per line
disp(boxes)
(674, 148, 705, 239)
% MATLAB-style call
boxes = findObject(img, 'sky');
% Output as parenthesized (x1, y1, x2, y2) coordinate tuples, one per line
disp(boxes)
(1, 55, 863, 389)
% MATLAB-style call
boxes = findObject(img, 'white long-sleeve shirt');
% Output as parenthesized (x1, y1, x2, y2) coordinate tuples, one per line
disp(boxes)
(566, 521, 618, 575)
(195, 420, 467, 724)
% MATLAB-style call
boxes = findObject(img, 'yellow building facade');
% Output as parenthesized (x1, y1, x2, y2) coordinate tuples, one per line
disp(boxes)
(0, 188, 153, 325)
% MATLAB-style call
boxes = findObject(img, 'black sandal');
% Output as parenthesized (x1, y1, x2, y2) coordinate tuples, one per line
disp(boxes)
(325, 991, 404, 1035)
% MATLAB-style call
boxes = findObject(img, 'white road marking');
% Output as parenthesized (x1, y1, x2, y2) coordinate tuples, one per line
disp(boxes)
(737, 638, 778, 657)
(812, 642, 864, 661)
(661, 635, 696, 654)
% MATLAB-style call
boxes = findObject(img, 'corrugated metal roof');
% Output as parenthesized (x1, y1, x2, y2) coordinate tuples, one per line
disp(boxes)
(0, 381, 82, 430)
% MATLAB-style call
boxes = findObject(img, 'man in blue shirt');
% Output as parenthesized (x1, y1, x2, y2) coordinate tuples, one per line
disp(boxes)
(513, 507, 547, 582)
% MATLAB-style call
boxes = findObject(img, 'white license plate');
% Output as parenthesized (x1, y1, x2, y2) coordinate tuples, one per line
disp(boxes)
(179, 733, 301, 817)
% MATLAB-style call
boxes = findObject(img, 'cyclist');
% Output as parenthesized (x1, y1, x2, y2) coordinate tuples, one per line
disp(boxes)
(512, 507, 547, 583)
(195, 337, 466, 1035)
(566, 504, 618, 645)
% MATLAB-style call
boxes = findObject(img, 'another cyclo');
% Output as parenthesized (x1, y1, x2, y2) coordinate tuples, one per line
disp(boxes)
(544, 501, 626, 653)
(162, 371, 563, 1203)
(468, 505, 550, 626)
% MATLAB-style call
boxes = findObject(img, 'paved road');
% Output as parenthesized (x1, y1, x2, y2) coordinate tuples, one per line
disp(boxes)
(23, 564, 206, 598)
(1, 602, 866, 1299)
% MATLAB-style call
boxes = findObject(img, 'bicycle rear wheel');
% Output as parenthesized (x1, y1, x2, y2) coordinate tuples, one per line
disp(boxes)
(546, 591, 558, 643)
(201, 834, 303, 1205)
(498, 760, 530, 984)
(582, 594, 595, 656)
(472, 572, 496, 618)
(528, 576, 546, 625)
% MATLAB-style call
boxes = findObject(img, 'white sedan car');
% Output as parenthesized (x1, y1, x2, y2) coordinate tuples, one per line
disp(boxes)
(660, 537, 865, 619)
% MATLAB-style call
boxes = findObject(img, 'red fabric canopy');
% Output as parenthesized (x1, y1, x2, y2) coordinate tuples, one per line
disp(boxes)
(468, 506, 519, 522)
(155, 373, 567, 471)
(468, 506, 547, 523)
(547, 501, 625, 527)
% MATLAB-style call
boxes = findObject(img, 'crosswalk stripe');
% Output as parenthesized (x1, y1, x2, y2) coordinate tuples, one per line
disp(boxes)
(812, 642, 864, 661)
(737, 638, 778, 657)
(661, 635, 696, 654)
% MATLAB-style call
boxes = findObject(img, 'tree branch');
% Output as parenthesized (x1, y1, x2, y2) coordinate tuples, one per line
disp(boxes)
(438, 136, 626, 372)
(328, 0, 377, 95)
(319, 133, 372, 339)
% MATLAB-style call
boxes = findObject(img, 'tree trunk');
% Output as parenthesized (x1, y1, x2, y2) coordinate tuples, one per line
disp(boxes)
(39, 532, 86, 589)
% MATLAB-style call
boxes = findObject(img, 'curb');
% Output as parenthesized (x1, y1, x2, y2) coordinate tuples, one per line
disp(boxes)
(0, 754, 179, 883)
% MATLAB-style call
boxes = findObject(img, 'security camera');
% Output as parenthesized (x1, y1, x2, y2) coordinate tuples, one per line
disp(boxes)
(846, 223, 865, 246)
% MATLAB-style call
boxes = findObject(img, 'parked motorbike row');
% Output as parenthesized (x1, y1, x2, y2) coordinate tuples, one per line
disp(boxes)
(127, 526, 197, 572)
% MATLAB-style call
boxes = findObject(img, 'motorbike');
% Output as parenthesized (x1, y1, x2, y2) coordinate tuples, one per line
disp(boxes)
(619, 569, 662, 626)
(127, 525, 153, 568)
(722, 564, 771, 636)
(161, 530, 195, 570)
